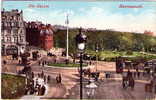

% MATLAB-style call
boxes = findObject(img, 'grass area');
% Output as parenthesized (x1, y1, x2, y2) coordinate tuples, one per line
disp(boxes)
(48, 63, 87, 67)
(2, 73, 26, 99)
(86, 50, 156, 62)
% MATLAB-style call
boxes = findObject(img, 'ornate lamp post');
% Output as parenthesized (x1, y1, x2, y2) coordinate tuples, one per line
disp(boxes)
(75, 28, 87, 99)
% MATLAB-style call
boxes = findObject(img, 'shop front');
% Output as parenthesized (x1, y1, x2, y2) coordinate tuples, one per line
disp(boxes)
(6, 45, 18, 55)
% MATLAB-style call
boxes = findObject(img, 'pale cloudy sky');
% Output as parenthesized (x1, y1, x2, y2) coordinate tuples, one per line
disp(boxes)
(3, 1, 156, 35)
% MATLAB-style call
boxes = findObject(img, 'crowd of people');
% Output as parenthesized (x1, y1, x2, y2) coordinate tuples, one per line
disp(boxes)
(25, 71, 51, 96)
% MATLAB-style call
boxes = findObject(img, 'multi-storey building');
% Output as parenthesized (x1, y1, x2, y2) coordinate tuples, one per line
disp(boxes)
(26, 22, 54, 50)
(40, 25, 54, 50)
(144, 30, 154, 36)
(25, 21, 42, 47)
(1, 9, 27, 56)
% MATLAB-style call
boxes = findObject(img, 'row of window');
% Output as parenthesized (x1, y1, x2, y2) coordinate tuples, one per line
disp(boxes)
(2, 29, 24, 34)
(2, 16, 22, 21)
(2, 36, 25, 43)
(2, 22, 23, 27)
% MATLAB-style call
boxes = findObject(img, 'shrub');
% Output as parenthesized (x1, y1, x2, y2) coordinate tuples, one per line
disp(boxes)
(2, 74, 26, 99)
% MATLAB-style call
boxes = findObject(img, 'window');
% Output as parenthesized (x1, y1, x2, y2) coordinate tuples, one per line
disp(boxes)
(14, 16, 16, 20)
(11, 22, 14, 27)
(7, 30, 11, 33)
(7, 37, 11, 42)
(14, 37, 18, 42)
(7, 22, 10, 27)
(11, 16, 13, 20)
(2, 38, 4, 42)
(11, 37, 14, 42)
(4, 37, 7, 42)
(13, 29, 18, 33)
(20, 36, 23, 42)
(20, 22, 23, 27)
(2, 22, 4, 27)
(4, 22, 7, 27)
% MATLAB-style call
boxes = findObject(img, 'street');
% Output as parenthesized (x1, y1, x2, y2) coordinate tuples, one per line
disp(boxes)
(2, 55, 156, 100)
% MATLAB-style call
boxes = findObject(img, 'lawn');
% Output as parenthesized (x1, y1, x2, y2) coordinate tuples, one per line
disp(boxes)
(48, 63, 87, 67)
(86, 50, 156, 62)
(2, 73, 26, 99)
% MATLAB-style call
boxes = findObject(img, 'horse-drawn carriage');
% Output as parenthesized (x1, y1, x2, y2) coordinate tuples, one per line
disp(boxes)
(78, 68, 100, 81)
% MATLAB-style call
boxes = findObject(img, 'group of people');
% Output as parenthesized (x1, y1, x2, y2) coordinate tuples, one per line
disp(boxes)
(25, 79, 46, 96)
(25, 71, 52, 96)
(145, 74, 156, 93)
(122, 70, 135, 90)
(38, 61, 47, 67)
(38, 71, 51, 83)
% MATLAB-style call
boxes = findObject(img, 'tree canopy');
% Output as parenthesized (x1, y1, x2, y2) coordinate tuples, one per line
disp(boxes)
(53, 29, 156, 53)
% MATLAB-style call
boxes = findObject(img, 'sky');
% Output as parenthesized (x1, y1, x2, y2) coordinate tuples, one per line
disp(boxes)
(2, 1, 156, 35)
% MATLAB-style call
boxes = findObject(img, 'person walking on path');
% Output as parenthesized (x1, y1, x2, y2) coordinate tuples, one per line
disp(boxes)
(56, 73, 62, 83)
(129, 77, 135, 90)
(47, 75, 51, 83)
(44, 75, 47, 83)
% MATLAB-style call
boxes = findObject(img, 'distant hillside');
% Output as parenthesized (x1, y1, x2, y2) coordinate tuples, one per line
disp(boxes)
(53, 28, 156, 53)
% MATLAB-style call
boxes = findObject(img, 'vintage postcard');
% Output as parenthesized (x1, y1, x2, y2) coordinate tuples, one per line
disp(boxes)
(1, 0, 156, 99)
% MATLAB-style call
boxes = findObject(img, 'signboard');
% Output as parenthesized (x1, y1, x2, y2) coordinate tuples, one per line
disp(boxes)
(6, 45, 18, 55)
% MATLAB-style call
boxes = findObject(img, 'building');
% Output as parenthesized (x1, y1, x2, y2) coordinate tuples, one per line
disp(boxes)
(1, 9, 27, 56)
(25, 21, 42, 47)
(40, 25, 54, 50)
(26, 22, 54, 50)
(144, 30, 154, 36)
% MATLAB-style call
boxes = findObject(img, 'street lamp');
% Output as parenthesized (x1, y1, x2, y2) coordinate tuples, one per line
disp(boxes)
(75, 27, 87, 99)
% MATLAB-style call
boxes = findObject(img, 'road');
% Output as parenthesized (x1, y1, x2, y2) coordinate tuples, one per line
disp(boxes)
(2, 55, 156, 100)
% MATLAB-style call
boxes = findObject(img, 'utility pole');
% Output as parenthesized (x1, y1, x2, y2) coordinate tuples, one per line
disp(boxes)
(66, 13, 69, 61)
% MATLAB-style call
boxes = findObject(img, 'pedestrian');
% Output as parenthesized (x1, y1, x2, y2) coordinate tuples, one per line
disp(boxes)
(54, 58, 57, 64)
(42, 61, 44, 67)
(38, 85, 41, 95)
(56, 73, 62, 83)
(129, 77, 135, 90)
(25, 86, 29, 95)
(44, 75, 46, 83)
(3, 60, 7, 65)
(34, 86, 38, 95)
(32, 72, 34, 79)
(122, 76, 127, 89)
(58, 73, 62, 83)
(36, 78, 39, 86)
(41, 85, 46, 95)
(47, 75, 51, 83)
(41, 71, 44, 78)
(38, 73, 40, 78)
